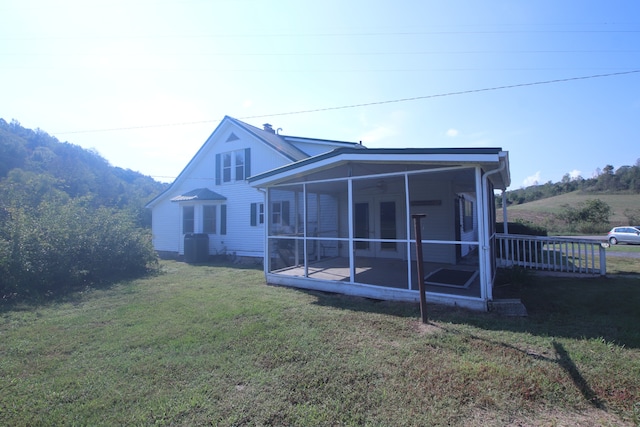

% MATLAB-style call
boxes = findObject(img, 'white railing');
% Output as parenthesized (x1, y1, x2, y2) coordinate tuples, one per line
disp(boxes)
(495, 234, 607, 276)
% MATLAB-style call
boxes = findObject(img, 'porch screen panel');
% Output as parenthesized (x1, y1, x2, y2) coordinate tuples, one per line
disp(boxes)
(268, 185, 304, 273)
(354, 203, 370, 250)
(380, 201, 397, 250)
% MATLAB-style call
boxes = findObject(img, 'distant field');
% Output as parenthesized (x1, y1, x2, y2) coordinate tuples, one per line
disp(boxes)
(498, 191, 640, 228)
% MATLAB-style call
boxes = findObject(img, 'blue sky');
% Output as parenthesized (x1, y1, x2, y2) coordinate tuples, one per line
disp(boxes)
(1, 0, 638, 189)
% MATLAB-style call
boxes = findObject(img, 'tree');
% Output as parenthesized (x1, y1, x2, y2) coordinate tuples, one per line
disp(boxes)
(556, 199, 612, 234)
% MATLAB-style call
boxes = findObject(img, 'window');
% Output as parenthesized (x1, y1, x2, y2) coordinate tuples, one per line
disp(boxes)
(272, 202, 282, 225)
(203, 205, 217, 234)
(222, 153, 232, 182)
(271, 201, 290, 232)
(463, 199, 474, 232)
(216, 148, 251, 184)
(250, 202, 264, 226)
(182, 206, 194, 234)
(235, 151, 245, 180)
(259, 203, 264, 224)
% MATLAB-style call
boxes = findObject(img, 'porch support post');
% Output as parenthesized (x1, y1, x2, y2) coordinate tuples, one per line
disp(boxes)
(303, 184, 308, 277)
(502, 190, 509, 234)
(475, 166, 489, 302)
(348, 178, 355, 282)
(404, 174, 412, 290)
(264, 188, 271, 275)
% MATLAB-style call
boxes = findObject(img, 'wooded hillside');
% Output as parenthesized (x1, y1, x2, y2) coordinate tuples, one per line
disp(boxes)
(0, 119, 167, 300)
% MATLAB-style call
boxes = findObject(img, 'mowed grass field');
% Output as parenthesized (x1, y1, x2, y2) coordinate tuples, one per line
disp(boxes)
(1, 261, 639, 426)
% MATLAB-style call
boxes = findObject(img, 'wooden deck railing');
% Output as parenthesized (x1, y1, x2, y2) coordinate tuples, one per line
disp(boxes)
(495, 234, 607, 276)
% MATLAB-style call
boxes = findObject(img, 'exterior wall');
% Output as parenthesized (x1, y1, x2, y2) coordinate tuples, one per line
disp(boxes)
(149, 120, 347, 257)
(408, 179, 456, 264)
(151, 198, 181, 252)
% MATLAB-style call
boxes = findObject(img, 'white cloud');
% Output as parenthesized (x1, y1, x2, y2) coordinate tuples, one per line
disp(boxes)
(357, 110, 407, 145)
(569, 169, 582, 180)
(446, 128, 459, 137)
(360, 125, 396, 143)
(522, 171, 541, 187)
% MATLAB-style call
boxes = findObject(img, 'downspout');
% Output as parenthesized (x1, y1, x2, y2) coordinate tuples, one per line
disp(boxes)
(480, 158, 507, 304)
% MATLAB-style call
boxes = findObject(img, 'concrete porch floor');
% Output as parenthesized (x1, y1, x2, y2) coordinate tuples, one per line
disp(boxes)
(271, 256, 482, 298)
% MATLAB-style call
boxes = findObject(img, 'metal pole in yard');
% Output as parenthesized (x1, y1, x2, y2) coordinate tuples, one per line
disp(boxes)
(412, 214, 428, 324)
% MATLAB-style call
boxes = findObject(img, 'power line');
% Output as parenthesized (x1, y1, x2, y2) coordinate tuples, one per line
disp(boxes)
(4, 29, 640, 41)
(239, 70, 640, 120)
(55, 69, 640, 135)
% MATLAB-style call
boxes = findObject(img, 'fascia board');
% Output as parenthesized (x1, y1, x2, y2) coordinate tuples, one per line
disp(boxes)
(249, 150, 505, 187)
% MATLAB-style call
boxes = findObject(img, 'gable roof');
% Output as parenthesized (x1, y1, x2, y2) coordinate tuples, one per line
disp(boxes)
(225, 117, 308, 162)
(170, 188, 226, 202)
(145, 116, 359, 208)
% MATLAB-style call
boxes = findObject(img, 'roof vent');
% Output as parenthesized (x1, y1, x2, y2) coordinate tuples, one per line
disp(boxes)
(263, 123, 275, 133)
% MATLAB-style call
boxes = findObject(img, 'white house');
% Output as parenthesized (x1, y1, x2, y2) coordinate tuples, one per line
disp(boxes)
(145, 116, 362, 259)
(248, 147, 510, 311)
(148, 116, 511, 311)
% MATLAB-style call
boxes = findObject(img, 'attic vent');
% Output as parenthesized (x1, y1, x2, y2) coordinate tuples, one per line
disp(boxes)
(226, 132, 239, 142)
(263, 123, 275, 134)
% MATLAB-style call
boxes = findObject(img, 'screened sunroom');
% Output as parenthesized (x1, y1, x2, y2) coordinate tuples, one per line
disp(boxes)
(249, 147, 510, 311)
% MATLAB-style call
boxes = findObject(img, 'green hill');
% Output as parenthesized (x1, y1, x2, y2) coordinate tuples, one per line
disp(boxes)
(498, 191, 640, 232)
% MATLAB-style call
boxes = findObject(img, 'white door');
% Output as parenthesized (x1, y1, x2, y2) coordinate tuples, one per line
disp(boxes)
(354, 195, 405, 259)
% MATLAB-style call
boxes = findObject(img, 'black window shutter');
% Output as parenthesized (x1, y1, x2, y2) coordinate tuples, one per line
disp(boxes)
(215, 154, 221, 185)
(244, 148, 251, 179)
(220, 204, 227, 235)
(250, 203, 257, 226)
(282, 201, 290, 226)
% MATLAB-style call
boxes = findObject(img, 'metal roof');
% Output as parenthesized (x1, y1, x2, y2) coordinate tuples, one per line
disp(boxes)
(170, 188, 227, 202)
(248, 146, 510, 188)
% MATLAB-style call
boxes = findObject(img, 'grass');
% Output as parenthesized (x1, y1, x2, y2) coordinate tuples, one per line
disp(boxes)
(1, 261, 639, 426)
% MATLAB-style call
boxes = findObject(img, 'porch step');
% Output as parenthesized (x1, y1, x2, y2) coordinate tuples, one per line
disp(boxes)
(488, 299, 528, 317)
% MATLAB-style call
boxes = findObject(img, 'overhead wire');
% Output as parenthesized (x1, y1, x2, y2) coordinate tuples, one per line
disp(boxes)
(55, 69, 640, 135)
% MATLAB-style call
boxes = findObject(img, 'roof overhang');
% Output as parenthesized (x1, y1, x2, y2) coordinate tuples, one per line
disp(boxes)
(170, 188, 227, 202)
(248, 147, 510, 189)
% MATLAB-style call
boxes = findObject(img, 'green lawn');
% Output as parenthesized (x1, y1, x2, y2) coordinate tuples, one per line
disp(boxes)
(1, 261, 639, 426)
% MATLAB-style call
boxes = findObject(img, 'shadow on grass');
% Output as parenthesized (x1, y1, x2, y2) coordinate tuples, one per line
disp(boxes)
(304, 273, 640, 349)
(552, 340, 606, 409)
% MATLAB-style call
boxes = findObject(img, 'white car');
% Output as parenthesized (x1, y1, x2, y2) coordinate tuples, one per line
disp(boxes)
(607, 226, 640, 245)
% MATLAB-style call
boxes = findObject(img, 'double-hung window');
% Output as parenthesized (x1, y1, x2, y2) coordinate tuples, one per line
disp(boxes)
(216, 148, 251, 184)
(222, 153, 232, 183)
(250, 202, 264, 226)
(203, 205, 217, 234)
(183, 206, 194, 234)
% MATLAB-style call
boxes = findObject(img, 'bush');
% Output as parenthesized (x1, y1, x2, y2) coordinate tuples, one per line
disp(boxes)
(555, 199, 612, 233)
(0, 199, 158, 299)
(495, 220, 547, 236)
(624, 208, 640, 225)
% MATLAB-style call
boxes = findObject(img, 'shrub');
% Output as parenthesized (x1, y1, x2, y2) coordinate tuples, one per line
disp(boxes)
(495, 220, 547, 236)
(555, 199, 612, 233)
(0, 199, 158, 299)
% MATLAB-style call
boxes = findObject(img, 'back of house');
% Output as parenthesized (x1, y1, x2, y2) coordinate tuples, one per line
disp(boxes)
(145, 116, 361, 260)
